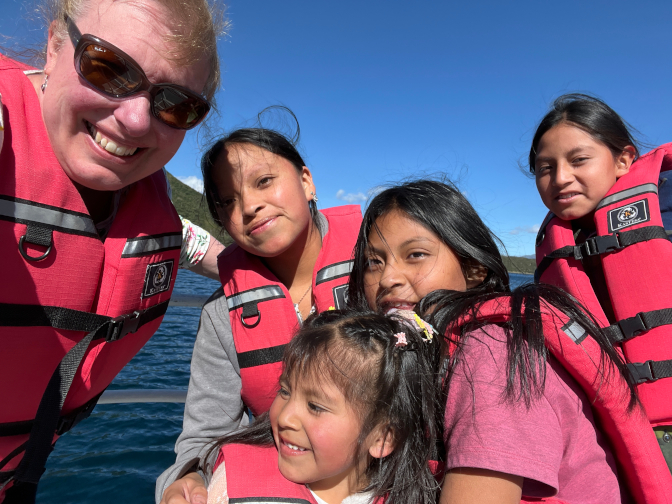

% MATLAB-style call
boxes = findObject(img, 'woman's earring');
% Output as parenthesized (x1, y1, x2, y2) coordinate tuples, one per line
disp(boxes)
(41, 75, 49, 93)
(311, 191, 318, 203)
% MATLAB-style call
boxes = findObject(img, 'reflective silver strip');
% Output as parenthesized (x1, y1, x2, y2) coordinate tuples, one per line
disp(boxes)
(226, 285, 285, 311)
(315, 260, 353, 285)
(122, 233, 182, 257)
(562, 320, 586, 343)
(596, 183, 658, 210)
(0, 198, 96, 235)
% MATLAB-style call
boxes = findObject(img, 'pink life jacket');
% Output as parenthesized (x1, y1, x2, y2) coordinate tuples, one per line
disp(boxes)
(218, 205, 362, 416)
(535, 143, 672, 426)
(452, 297, 672, 504)
(0, 56, 181, 498)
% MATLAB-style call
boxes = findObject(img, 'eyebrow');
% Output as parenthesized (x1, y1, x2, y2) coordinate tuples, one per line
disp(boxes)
(366, 236, 434, 255)
(535, 145, 595, 165)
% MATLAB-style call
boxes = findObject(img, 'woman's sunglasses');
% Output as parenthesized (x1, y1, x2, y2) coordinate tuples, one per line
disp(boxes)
(66, 17, 210, 130)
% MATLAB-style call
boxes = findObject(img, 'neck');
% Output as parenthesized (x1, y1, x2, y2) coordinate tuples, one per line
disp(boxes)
(574, 212, 597, 235)
(310, 471, 364, 504)
(74, 182, 115, 225)
(263, 221, 322, 291)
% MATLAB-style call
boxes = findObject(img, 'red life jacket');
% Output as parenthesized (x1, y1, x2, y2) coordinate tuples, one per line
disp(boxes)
(218, 206, 362, 416)
(214, 444, 320, 504)
(0, 56, 181, 498)
(452, 297, 672, 504)
(535, 143, 672, 425)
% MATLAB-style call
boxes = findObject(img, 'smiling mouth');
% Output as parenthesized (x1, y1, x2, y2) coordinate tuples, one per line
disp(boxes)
(86, 122, 138, 157)
(282, 439, 308, 452)
(381, 301, 416, 313)
(556, 192, 580, 201)
(248, 217, 276, 235)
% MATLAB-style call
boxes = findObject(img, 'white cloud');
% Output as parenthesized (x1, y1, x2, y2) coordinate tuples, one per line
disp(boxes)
(177, 176, 204, 194)
(336, 189, 368, 204)
(509, 224, 540, 235)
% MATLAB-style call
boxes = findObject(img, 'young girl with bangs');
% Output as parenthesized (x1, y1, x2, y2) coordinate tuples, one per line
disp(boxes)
(345, 179, 668, 503)
(203, 309, 443, 504)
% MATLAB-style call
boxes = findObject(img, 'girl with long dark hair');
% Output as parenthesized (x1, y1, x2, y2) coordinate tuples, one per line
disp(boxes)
(347, 179, 667, 503)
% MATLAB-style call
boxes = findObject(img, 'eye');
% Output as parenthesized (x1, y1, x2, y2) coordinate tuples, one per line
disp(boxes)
(365, 257, 382, 271)
(308, 402, 326, 414)
(221, 197, 235, 207)
(572, 156, 589, 165)
(408, 251, 427, 259)
(277, 386, 290, 398)
(535, 164, 550, 174)
(258, 175, 274, 188)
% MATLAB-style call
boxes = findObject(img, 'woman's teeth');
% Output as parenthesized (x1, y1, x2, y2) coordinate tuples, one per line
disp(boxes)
(88, 124, 137, 157)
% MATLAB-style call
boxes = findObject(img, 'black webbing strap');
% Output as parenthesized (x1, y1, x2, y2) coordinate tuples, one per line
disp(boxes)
(0, 391, 103, 438)
(2, 300, 169, 492)
(535, 225, 669, 282)
(0, 300, 168, 342)
(603, 308, 672, 343)
(237, 344, 287, 369)
(628, 359, 672, 384)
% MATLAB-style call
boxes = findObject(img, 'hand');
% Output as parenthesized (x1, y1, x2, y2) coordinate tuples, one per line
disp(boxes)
(160, 472, 208, 504)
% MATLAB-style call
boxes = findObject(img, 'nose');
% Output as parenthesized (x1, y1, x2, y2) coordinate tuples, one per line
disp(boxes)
(276, 396, 301, 431)
(240, 187, 265, 219)
(552, 161, 574, 187)
(113, 93, 153, 137)
(377, 261, 406, 293)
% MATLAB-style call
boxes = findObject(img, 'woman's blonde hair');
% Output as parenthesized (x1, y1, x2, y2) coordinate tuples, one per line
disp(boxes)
(41, 0, 228, 102)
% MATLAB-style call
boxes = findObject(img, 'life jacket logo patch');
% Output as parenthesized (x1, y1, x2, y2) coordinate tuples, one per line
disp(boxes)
(608, 199, 649, 233)
(143, 259, 174, 298)
(332, 284, 348, 309)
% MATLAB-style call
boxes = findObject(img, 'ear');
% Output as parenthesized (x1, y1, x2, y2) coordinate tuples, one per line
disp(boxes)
(301, 166, 316, 202)
(615, 145, 636, 178)
(465, 263, 488, 289)
(44, 21, 63, 76)
(368, 427, 396, 459)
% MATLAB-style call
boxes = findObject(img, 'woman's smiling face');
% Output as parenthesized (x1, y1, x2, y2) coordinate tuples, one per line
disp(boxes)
(363, 209, 471, 312)
(40, 0, 210, 191)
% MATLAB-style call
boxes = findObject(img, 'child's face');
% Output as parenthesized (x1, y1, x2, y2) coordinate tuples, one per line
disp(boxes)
(363, 209, 476, 312)
(270, 375, 371, 499)
(211, 143, 316, 257)
(534, 123, 633, 222)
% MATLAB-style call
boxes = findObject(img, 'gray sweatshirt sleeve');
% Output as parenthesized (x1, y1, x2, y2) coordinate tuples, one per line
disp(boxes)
(155, 287, 248, 503)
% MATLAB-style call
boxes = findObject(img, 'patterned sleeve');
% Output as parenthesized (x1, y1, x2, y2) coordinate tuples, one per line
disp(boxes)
(179, 215, 212, 269)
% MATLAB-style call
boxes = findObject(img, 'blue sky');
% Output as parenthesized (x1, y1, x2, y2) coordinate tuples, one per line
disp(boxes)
(3, 0, 672, 256)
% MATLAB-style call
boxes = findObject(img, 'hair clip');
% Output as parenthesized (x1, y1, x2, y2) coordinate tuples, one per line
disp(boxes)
(394, 332, 407, 347)
(387, 308, 436, 343)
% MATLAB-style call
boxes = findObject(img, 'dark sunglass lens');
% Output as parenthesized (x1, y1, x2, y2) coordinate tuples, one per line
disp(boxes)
(153, 88, 208, 129)
(80, 43, 142, 95)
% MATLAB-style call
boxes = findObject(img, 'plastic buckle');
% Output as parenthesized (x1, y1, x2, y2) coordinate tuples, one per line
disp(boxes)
(591, 233, 622, 255)
(618, 312, 647, 339)
(106, 311, 141, 342)
(628, 361, 656, 384)
(55, 397, 99, 435)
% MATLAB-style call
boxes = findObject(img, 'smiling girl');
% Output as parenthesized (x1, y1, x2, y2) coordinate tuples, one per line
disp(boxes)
(529, 94, 672, 474)
(205, 309, 442, 504)
(158, 121, 362, 503)
(347, 180, 671, 503)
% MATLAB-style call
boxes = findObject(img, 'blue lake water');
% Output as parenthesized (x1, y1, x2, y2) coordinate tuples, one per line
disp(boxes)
(36, 271, 533, 503)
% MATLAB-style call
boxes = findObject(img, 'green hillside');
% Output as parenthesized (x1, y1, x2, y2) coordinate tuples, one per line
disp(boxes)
(502, 256, 536, 275)
(166, 171, 233, 245)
